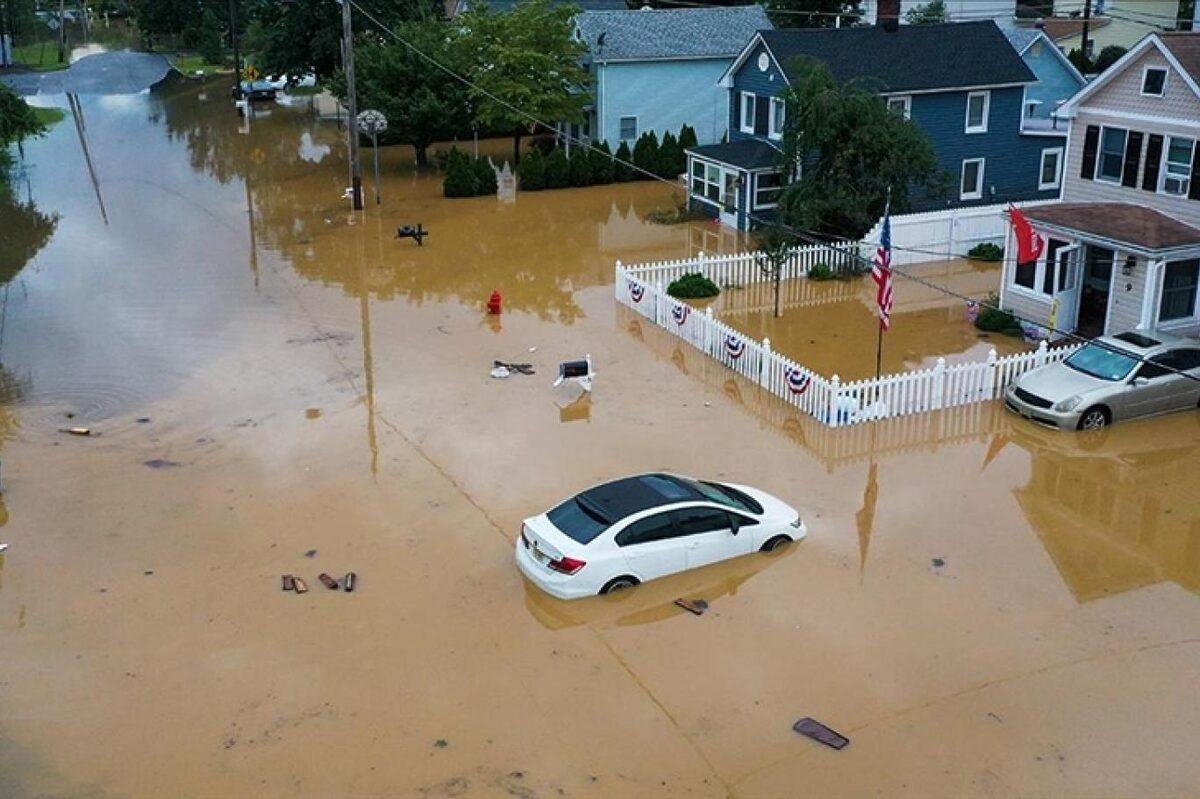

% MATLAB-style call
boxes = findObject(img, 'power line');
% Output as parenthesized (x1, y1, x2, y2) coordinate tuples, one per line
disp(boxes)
(345, 0, 1200, 383)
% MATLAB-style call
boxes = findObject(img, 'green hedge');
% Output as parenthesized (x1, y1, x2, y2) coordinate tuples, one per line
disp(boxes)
(667, 272, 720, 299)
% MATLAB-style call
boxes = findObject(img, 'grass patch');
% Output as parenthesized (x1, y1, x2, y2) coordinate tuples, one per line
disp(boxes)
(32, 106, 67, 127)
(11, 40, 69, 71)
(285, 84, 322, 96)
(171, 53, 230, 76)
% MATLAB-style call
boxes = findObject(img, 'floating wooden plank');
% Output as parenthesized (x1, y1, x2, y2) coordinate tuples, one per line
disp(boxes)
(793, 718, 849, 750)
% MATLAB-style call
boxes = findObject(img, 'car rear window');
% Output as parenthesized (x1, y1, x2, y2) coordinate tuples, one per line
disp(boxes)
(547, 498, 610, 545)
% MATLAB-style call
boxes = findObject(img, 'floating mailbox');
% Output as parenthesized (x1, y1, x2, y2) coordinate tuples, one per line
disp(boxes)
(553, 355, 594, 393)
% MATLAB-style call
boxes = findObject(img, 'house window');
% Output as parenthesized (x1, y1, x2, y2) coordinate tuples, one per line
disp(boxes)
(1041, 238, 1067, 295)
(1141, 67, 1167, 97)
(691, 161, 722, 204)
(965, 91, 989, 133)
(619, 116, 637, 141)
(754, 172, 782, 208)
(740, 92, 755, 134)
(768, 97, 784, 140)
(1160, 259, 1200, 322)
(1015, 260, 1037, 290)
(960, 158, 984, 200)
(887, 96, 911, 120)
(1162, 136, 1194, 196)
(1097, 126, 1128, 183)
(1039, 147, 1063, 190)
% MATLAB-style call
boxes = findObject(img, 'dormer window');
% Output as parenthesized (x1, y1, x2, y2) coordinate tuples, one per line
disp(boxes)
(1142, 67, 1167, 97)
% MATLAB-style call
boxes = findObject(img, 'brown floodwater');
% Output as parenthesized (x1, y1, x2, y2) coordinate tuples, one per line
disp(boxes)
(1, 76, 1200, 799)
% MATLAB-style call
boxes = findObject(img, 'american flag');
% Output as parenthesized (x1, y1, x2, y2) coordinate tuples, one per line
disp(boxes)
(872, 208, 894, 331)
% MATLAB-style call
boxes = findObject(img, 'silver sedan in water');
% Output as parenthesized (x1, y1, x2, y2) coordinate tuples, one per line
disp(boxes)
(1004, 331, 1200, 430)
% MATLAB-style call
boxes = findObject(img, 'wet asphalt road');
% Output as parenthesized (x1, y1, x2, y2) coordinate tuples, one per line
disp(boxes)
(1, 50, 171, 95)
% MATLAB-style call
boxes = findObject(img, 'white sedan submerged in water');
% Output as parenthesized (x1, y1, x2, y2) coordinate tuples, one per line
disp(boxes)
(516, 473, 806, 599)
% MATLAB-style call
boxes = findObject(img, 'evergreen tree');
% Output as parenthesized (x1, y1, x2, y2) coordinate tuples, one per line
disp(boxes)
(678, 124, 698, 152)
(589, 141, 615, 184)
(443, 148, 477, 198)
(474, 157, 498, 195)
(657, 131, 683, 179)
(632, 131, 659, 179)
(568, 148, 593, 187)
(613, 141, 634, 182)
(544, 147, 570, 189)
(198, 8, 225, 65)
(518, 148, 546, 190)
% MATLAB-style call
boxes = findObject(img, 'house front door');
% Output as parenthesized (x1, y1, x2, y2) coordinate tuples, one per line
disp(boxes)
(1050, 244, 1081, 334)
(720, 170, 740, 228)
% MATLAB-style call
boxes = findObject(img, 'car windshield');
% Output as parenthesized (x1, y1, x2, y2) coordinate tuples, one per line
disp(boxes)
(674, 478, 763, 515)
(1064, 342, 1140, 381)
(546, 497, 610, 545)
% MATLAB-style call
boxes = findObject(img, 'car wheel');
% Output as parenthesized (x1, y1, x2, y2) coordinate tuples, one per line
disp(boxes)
(761, 535, 792, 553)
(1077, 406, 1110, 431)
(600, 576, 639, 595)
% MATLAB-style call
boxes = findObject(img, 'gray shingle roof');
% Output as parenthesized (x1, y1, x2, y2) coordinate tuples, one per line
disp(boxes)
(758, 21, 1035, 94)
(1000, 24, 1041, 54)
(687, 140, 781, 171)
(576, 6, 773, 62)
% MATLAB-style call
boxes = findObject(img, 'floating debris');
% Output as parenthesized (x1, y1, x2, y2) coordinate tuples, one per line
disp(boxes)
(293, 578, 309, 594)
(318, 573, 339, 590)
(282, 574, 295, 591)
(143, 459, 181, 469)
(793, 718, 849, 750)
(343, 572, 357, 592)
(59, 427, 93, 437)
(674, 598, 708, 616)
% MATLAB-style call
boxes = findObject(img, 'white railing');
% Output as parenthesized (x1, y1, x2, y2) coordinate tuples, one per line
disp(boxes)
(617, 253, 1080, 429)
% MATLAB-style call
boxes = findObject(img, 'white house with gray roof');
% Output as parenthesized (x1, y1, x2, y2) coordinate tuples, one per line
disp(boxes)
(572, 6, 772, 148)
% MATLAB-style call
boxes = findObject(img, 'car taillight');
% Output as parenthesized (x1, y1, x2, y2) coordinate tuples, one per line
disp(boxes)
(548, 556, 586, 575)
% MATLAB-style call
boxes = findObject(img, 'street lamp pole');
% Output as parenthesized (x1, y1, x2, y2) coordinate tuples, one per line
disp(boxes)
(340, 0, 363, 210)
(229, 0, 241, 100)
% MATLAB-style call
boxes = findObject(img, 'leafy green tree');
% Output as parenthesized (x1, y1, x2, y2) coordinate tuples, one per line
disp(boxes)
(244, 0, 440, 81)
(474, 156, 498, 195)
(328, 21, 472, 167)
(613, 140, 634, 182)
(198, 7, 224, 64)
(443, 147, 476, 197)
(568, 148, 592, 186)
(458, 0, 591, 164)
(1094, 45, 1127, 73)
(905, 0, 946, 24)
(1067, 48, 1091, 75)
(777, 57, 943, 239)
(765, 0, 861, 29)
(589, 141, 614, 184)
(632, 131, 659, 179)
(518, 148, 546, 190)
(544, 147, 569, 189)
(0, 83, 46, 147)
(657, 130, 683, 179)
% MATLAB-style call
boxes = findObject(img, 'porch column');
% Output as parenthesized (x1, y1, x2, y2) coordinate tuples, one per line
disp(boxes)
(1138, 258, 1165, 331)
(999, 218, 1016, 308)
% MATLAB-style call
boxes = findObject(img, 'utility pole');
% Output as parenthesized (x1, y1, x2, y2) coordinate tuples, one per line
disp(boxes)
(230, 0, 241, 103)
(58, 0, 65, 63)
(341, 0, 363, 210)
(0, 0, 10, 69)
(1080, 0, 1093, 72)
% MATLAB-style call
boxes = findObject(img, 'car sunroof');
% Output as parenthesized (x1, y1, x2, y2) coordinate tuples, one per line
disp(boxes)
(1113, 332, 1160, 348)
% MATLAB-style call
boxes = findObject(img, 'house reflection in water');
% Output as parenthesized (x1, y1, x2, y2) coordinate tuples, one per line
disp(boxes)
(1011, 423, 1200, 602)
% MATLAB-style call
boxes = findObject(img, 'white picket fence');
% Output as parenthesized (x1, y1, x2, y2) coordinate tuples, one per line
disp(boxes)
(616, 250, 1080, 429)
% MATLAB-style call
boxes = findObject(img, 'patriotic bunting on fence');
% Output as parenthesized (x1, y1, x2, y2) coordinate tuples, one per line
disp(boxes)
(785, 366, 812, 395)
(725, 334, 745, 360)
(672, 304, 690, 326)
(628, 281, 644, 303)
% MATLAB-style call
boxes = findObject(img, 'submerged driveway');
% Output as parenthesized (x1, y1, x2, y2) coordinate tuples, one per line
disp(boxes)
(1, 50, 172, 95)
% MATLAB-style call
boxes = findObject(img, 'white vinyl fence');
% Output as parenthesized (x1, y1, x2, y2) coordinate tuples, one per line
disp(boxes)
(617, 249, 1080, 429)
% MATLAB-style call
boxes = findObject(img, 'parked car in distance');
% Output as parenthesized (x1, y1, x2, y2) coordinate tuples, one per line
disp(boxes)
(1005, 331, 1200, 430)
(231, 80, 277, 102)
(516, 473, 806, 599)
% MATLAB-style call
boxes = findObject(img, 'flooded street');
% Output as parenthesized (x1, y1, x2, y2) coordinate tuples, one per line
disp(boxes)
(2, 76, 1200, 799)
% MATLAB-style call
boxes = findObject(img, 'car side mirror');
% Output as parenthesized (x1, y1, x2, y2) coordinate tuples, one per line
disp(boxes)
(730, 516, 740, 535)
(1131, 376, 1149, 387)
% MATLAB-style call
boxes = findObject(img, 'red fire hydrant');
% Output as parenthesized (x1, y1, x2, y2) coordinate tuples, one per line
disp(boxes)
(487, 289, 502, 315)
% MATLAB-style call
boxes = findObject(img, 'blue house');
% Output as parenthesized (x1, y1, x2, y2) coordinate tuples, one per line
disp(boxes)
(572, 6, 772, 149)
(687, 21, 1066, 231)
(1000, 25, 1086, 136)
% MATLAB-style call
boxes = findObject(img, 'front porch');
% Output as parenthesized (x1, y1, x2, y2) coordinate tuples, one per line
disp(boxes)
(685, 140, 783, 231)
(1000, 203, 1200, 340)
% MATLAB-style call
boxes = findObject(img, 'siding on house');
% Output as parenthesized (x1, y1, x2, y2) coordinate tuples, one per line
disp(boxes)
(1052, 1, 1182, 53)
(1020, 37, 1085, 120)
(595, 59, 732, 146)
(1061, 111, 1200, 229)
(1086, 47, 1200, 120)
(727, 41, 787, 144)
(1108, 253, 1150, 333)
(908, 86, 1065, 210)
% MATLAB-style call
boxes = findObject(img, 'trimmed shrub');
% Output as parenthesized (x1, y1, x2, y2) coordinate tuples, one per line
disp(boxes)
(808, 263, 836, 281)
(632, 131, 659, 179)
(518, 148, 545, 191)
(973, 293, 1023, 336)
(443, 147, 476, 198)
(968, 242, 1004, 262)
(667, 272, 720, 299)
(613, 141, 634, 182)
(568, 148, 592, 187)
(474, 157, 498, 195)
(544, 147, 569, 189)
(589, 141, 614, 184)
(657, 131, 683, 179)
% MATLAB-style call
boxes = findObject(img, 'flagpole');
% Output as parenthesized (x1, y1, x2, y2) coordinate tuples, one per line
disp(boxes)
(875, 319, 883, 382)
